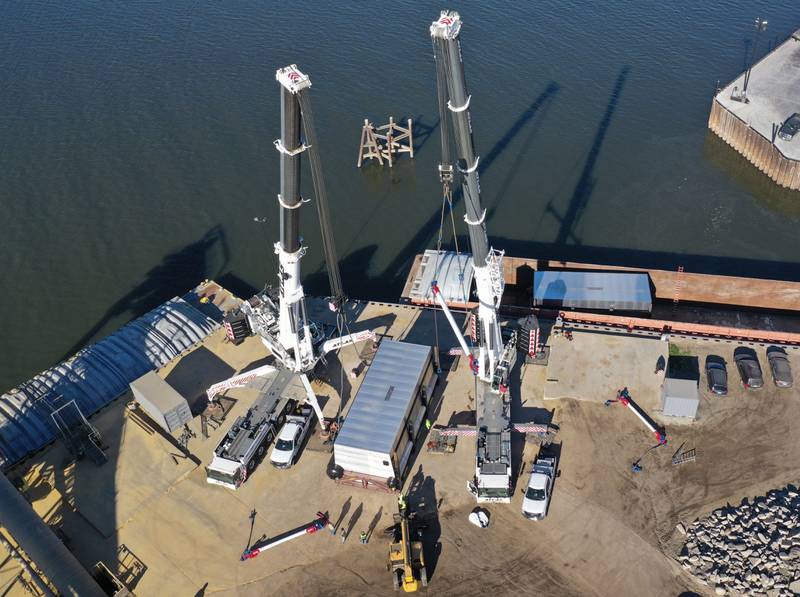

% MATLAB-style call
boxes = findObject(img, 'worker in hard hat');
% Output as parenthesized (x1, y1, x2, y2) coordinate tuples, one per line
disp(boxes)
(397, 493, 407, 516)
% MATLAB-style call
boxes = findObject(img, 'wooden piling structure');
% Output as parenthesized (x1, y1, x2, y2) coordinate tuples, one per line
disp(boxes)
(357, 120, 384, 167)
(357, 116, 414, 167)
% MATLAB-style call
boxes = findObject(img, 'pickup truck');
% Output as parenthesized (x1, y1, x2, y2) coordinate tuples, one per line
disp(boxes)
(269, 405, 315, 469)
(521, 456, 556, 520)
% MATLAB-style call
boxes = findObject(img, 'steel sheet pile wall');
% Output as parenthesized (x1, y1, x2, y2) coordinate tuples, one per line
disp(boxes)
(709, 100, 800, 190)
(0, 297, 218, 468)
(708, 34, 800, 191)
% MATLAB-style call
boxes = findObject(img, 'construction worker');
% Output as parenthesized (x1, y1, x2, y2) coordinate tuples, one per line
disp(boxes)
(397, 493, 407, 515)
(340, 528, 347, 544)
(359, 530, 367, 544)
(425, 418, 432, 431)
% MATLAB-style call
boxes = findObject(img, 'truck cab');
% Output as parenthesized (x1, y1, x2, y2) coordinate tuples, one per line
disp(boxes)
(205, 456, 245, 489)
(270, 405, 314, 469)
(468, 468, 512, 504)
(521, 456, 556, 520)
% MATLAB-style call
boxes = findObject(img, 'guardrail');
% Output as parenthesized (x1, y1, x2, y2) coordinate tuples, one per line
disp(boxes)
(557, 310, 800, 346)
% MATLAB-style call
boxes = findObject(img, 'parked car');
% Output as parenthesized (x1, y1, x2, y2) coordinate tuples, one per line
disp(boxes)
(705, 356, 728, 395)
(270, 405, 314, 469)
(734, 348, 764, 389)
(767, 347, 793, 388)
(521, 456, 556, 520)
(778, 113, 800, 141)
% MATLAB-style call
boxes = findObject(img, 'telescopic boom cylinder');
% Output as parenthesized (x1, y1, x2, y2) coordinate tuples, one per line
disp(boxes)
(279, 85, 302, 253)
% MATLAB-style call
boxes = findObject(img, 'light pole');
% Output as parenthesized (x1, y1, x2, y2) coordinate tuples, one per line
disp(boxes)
(741, 17, 768, 103)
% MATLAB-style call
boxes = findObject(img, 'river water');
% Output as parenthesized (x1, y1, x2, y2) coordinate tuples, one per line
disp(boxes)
(1, 1, 799, 391)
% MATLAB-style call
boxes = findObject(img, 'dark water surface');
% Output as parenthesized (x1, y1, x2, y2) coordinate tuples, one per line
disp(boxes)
(1, 1, 799, 391)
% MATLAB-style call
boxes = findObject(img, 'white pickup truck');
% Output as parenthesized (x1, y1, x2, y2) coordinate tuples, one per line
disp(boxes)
(521, 456, 556, 520)
(269, 405, 315, 469)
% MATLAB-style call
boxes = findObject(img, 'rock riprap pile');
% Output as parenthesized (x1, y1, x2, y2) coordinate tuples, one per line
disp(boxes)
(679, 485, 800, 596)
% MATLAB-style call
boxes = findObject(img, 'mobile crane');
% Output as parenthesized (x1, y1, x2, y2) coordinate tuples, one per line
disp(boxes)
(430, 11, 517, 503)
(209, 66, 373, 488)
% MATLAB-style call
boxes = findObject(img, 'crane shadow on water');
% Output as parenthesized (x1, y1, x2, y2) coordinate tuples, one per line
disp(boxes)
(493, 65, 800, 280)
(545, 66, 629, 247)
(59, 225, 230, 361)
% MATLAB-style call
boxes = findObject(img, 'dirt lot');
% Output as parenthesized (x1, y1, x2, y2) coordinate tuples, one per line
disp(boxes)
(7, 303, 800, 597)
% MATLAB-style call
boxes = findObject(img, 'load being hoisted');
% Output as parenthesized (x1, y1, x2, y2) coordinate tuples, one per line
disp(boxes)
(429, 10, 517, 503)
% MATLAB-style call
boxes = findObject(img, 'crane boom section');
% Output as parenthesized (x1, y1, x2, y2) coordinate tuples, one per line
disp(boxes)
(430, 14, 487, 266)
(275, 65, 314, 370)
(430, 11, 503, 382)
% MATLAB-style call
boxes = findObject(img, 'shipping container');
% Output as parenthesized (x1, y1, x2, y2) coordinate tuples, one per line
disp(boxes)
(333, 340, 436, 490)
(129, 371, 193, 433)
(661, 378, 699, 419)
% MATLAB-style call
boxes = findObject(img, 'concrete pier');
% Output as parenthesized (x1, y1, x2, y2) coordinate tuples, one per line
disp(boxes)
(709, 31, 800, 190)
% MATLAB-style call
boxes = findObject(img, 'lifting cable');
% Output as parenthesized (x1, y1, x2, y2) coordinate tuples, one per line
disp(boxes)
(297, 89, 345, 307)
(296, 88, 355, 425)
(431, 34, 478, 375)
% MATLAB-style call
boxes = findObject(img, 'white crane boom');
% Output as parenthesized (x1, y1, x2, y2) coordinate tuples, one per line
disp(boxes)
(430, 10, 514, 503)
(430, 12, 504, 383)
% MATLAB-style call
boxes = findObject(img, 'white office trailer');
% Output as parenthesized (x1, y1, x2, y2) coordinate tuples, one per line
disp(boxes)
(331, 340, 437, 490)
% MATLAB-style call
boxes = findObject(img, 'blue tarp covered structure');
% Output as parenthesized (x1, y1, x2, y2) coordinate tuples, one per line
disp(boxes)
(0, 296, 218, 469)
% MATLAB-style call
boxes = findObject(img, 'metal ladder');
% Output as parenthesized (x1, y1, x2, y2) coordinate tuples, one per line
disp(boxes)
(672, 447, 696, 466)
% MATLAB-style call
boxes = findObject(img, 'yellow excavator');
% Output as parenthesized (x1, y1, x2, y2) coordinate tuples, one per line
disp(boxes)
(387, 498, 427, 592)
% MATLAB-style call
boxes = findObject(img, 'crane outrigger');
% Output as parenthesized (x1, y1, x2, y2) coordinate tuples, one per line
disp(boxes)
(430, 11, 517, 503)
